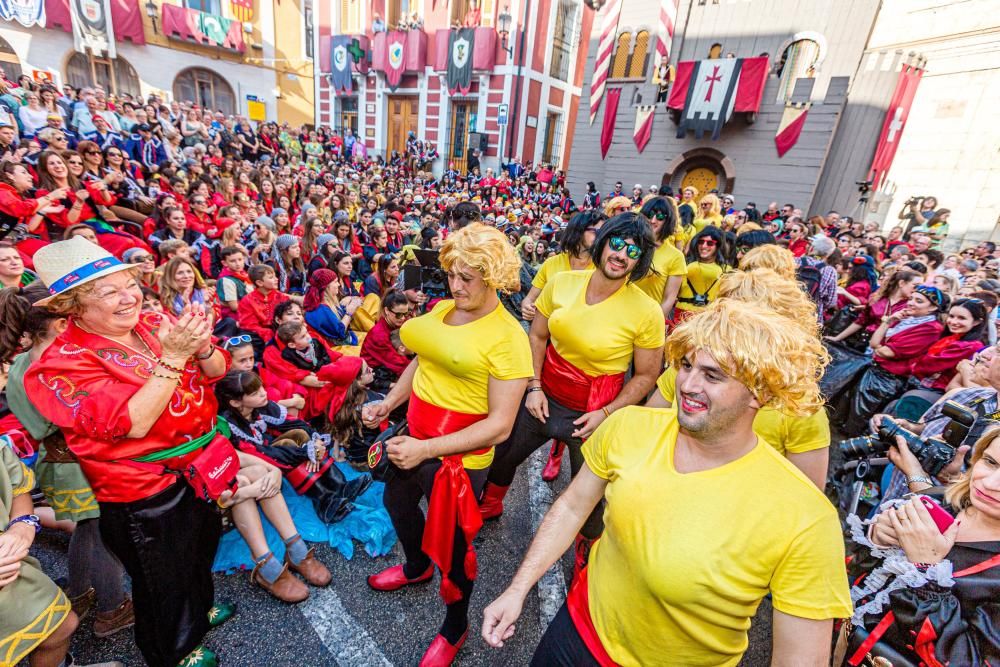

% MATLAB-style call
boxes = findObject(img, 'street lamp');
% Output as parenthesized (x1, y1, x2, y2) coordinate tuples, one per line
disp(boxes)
(145, 0, 159, 34)
(498, 7, 513, 57)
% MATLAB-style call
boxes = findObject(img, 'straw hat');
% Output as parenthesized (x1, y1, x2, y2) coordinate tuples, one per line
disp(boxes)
(33, 237, 135, 305)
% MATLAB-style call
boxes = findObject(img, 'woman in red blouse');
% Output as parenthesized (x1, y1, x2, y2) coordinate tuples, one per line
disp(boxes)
(836, 254, 878, 311)
(25, 237, 231, 667)
(0, 161, 67, 266)
(825, 268, 922, 346)
(840, 284, 946, 435)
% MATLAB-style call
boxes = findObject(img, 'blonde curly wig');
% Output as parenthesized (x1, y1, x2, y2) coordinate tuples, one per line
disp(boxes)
(439, 222, 522, 294)
(738, 244, 797, 281)
(717, 269, 820, 336)
(665, 299, 828, 416)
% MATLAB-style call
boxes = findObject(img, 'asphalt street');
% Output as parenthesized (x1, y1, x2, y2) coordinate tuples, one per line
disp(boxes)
(31, 449, 774, 667)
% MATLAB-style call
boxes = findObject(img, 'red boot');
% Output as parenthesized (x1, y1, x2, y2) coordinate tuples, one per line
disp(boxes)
(572, 534, 597, 583)
(541, 440, 565, 482)
(367, 564, 434, 592)
(419, 630, 467, 667)
(479, 482, 509, 521)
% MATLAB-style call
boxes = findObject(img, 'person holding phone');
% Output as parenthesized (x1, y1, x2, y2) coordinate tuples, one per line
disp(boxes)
(845, 427, 1000, 666)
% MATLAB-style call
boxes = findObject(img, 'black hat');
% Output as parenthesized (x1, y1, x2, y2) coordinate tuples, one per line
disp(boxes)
(136, 123, 152, 132)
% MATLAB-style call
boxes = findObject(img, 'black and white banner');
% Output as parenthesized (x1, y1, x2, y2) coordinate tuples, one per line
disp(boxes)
(446, 28, 475, 95)
(71, 0, 115, 58)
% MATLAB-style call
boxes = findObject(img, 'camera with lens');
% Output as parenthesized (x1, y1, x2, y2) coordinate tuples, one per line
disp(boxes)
(838, 401, 977, 477)
(402, 249, 450, 299)
(856, 180, 873, 194)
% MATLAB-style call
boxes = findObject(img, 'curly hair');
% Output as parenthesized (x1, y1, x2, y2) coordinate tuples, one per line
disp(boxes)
(717, 269, 820, 336)
(439, 222, 521, 294)
(738, 244, 797, 282)
(665, 299, 828, 416)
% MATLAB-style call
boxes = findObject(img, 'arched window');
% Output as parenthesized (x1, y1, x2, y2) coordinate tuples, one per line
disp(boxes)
(776, 39, 820, 102)
(609, 30, 650, 81)
(173, 68, 235, 115)
(0, 37, 22, 81)
(610, 32, 631, 79)
(66, 52, 140, 97)
(627, 30, 649, 79)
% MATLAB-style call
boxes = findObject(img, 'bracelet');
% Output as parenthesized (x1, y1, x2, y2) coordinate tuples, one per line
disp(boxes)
(602, 405, 612, 418)
(151, 369, 181, 382)
(526, 386, 544, 394)
(157, 359, 186, 374)
(195, 347, 216, 360)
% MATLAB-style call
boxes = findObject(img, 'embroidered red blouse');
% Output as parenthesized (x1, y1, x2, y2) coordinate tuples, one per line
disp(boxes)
(25, 312, 231, 503)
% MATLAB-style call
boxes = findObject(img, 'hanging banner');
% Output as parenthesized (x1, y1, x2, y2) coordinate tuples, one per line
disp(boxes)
(774, 101, 810, 157)
(668, 56, 769, 140)
(633, 105, 655, 153)
(600, 87, 621, 160)
(229, 0, 252, 22)
(588, 0, 622, 125)
(71, 0, 115, 58)
(0, 0, 45, 28)
(446, 27, 475, 95)
(868, 63, 923, 189)
(385, 30, 406, 92)
(330, 35, 353, 95)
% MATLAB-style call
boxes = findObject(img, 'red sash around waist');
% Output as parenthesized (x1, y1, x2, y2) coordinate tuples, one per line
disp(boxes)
(567, 566, 619, 667)
(406, 393, 488, 603)
(540, 346, 625, 413)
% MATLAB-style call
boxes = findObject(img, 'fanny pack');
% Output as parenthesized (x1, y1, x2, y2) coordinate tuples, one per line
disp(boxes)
(367, 419, 408, 483)
(122, 419, 240, 502)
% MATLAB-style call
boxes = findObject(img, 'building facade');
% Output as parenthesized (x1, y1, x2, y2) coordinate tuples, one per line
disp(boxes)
(567, 0, 1000, 246)
(314, 0, 593, 174)
(0, 0, 316, 124)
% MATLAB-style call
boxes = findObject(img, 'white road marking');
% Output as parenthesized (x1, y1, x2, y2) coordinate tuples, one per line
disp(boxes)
(527, 446, 568, 631)
(300, 585, 394, 667)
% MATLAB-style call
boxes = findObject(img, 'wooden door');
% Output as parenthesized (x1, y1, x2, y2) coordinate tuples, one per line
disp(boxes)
(386, 96, 418, 160)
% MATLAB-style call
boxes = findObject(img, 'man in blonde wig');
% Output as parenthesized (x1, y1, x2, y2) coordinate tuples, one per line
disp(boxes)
(483, 299, 852, 666)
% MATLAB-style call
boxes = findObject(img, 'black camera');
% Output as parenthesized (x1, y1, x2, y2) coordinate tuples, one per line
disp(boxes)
(838, 401, 977, 476)
(856, 180, 873, 194)
(401, 249, 450, 299)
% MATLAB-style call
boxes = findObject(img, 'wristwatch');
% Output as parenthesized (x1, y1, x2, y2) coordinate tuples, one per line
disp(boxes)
(6, 514, 41, 534)
(907, 475, 933, 486)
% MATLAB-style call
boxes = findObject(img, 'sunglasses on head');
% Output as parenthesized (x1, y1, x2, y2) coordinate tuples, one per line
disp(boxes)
(608, 236, 641, 260)
(223, 334, 252, 348)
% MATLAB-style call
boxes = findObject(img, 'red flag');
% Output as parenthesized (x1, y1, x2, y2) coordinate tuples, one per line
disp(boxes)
(774, 102, 809, 157)
(633, 105, 655, 153)
(600, 87, 621, 160)
(230, 0, 253, 22)
(868, 64, 923, 188)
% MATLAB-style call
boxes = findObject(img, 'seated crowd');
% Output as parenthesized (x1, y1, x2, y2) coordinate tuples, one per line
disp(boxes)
(1, 79, 998, 667)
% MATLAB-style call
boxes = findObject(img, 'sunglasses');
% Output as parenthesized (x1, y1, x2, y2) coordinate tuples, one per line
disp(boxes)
(130, 255, 154, 263)
(737, 244, 752, 254)
(223, 334, 253, 348)
(608, 236, 641, 260)
(698, 238, 719, 247)
(388, 309, 411, 318)
(654, 213, 667, 220)
(85, 150, 101, 155)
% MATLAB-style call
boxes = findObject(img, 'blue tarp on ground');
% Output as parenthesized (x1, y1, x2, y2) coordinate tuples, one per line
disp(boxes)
(212, 463, 396, 572)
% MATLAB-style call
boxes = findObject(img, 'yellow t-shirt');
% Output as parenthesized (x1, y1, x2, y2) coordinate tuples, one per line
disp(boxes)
(583, 407, 851, 666)
(693, 213, 724, 233)
(400, 300, 532, 468)
(656, 367, 830, 455)
(535, 270, 664, 375)
(667, 222, 694, 251)
(531, 252, 592, 290)
(635, 242, 687, 306)
(675, 261, 726, 312)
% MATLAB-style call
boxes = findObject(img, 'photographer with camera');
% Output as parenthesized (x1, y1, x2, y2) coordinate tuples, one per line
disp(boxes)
(898, 195, 941, 239)
(840, 427, 1000, 667)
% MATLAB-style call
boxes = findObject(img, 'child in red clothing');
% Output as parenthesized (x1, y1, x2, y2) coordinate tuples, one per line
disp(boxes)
(265, 321, 367, 423)
(224, 335, 306, 415)
(237, 264, 289, 344)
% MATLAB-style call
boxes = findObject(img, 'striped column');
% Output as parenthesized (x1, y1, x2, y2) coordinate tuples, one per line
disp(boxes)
(656, 0, 678, 68)
(588, 0, 623, 125)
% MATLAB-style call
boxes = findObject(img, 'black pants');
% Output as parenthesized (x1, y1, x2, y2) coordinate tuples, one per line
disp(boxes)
(488, 395, 604, 539)
(531, 601, 602, 666)
(99, 482, 222, 667)
(383, 458, 487, 642)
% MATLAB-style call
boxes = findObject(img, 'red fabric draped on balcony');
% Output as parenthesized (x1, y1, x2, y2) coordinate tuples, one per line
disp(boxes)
(161, 3, 245, 53)
(43, 0, 144, 42)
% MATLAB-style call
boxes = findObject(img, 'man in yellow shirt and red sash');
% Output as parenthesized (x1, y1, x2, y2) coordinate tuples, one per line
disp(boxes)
(480, 213, 665, 576)
(482, 300, 852, 666)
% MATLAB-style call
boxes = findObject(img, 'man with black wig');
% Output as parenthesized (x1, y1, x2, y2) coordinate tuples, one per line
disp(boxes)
(479, 213, 665, 577)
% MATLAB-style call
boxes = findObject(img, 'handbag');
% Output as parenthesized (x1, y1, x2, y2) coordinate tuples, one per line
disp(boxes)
(367, 419, 408, 483)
